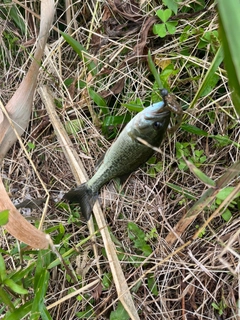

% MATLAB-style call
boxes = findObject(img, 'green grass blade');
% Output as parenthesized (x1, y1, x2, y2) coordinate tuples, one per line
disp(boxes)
(0, 253, 7, 282)
(147, 50, 164, 90)
(3, 278, 28, 295)
(61, 32, 97, 76)
(30, 270, 49, 320)
(4, 300, 32, 320)
(189, 46, 224, 109)
(218, 0, 240, 115)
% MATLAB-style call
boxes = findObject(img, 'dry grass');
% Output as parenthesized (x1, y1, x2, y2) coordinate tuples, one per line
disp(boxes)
(0, 0, 240, 319)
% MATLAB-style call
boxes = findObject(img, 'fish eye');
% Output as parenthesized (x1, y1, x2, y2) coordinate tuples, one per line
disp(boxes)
(153, 121, 162, 130)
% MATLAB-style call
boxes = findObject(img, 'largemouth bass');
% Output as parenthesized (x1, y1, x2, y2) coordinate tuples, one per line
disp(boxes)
(64, 100, 171, 220)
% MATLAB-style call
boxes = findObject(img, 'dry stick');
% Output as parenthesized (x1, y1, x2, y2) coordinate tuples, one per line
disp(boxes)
(39, 86, 140, 320)
(37, 86, 100, 274)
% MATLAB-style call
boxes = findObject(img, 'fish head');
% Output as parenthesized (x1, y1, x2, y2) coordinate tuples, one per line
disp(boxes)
(129, 101, 171, 146)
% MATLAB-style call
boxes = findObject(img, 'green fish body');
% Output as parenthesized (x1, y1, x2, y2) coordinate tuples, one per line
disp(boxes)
(64, 101, 170, 220)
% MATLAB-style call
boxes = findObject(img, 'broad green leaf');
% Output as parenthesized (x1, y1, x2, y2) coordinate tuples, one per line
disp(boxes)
(218, 0, 240, 115)
(3, 278, 28, 295)
(184, 159, 216, 187)
(216, 187, 240, 201)
(88, 88, 108, 111)
(156, 9, 172, 23)
(181, 124, 208, 136)
(163, 0, 179, 14)
(61, 32, 97, 76)
(200, 73, 219, 97)
(8, 4, 26, 34)
(221, 209, 232, 222)
(110, 301, 129, 320)
(153, 24, 167, 38)
(166, 21, 177, 35)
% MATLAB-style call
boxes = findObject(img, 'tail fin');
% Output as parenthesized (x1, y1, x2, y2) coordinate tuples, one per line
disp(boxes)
(64, 183, 97, 221)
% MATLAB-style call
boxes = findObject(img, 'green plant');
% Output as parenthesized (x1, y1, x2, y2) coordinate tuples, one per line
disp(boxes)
(0, 250, 52, 319)
(0, 210, 9, 226)
(153, 9, 178, 38)
(176, 142, 207, 171)
(212, 187, 240, 222)
(212, 299, 228, 316)
(127, 222, 152, 257)
(110, 301, 129, 320)
(146, 156, 163, 178)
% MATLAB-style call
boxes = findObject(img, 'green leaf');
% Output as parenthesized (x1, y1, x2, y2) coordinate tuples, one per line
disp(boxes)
(122, 102, 144, 112)
(127, 222, 152, 256)
(163, 0, 179, 14)
(218, 0, 240, 115)
(34, 250, 51, 291)
(216, 187, 240, 201)
(153, 24, 167, 38)
(200, 73, 219, 97)
(8, 4, 26, 35)
(76, 306, 94, 318)
(0, 253, 7, 282)
(166, 21, 177, 34)
(221, 209, 232, 222)
(184, 159, 216, 187)
(148, 274, 158, 296)
(4, 300, 32, 320)
(210, 134, 240, 148)
(3, 278, 28, 295)
(147, 50, 164, 90)
(0, 286, 15, 312)
(88, 88, 108, 114)
(64, 119, 84, 136)
(10, 263, 35, 283)
(61, 32, 97, 76)
(102, 273, 112, 290)
(156, 9, 172, 23)
(110, 301, 129, 320)
(0, 210, 9, 226)
(189, 46, 224, 108)
(181, 124, 208, 136)
(166, 183, 196, 200)
(30, 270, 49, 320)
(102, 114, 131, 129)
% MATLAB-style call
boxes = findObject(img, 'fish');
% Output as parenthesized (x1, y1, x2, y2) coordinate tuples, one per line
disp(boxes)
(64, 100, 171, 221)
